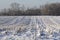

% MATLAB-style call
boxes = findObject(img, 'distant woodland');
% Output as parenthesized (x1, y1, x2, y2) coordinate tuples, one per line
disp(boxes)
(0, 3, 60, 16)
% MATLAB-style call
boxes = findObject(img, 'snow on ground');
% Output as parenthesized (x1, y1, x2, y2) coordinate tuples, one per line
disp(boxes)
(0, 16, 60, 40)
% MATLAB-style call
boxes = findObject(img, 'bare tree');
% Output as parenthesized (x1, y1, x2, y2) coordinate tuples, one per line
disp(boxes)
(41, 3, 60, 15)
(10, 2, 20, 11)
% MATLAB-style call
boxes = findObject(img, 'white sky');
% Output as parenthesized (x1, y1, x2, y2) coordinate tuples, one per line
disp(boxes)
(0, 0, 60, 10)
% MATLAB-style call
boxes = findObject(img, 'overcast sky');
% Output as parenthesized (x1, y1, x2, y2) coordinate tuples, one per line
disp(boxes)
(0, 0, 60, 10)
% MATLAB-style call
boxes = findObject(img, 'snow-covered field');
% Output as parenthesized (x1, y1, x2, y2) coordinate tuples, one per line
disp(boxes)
(0, 16, 60, 40)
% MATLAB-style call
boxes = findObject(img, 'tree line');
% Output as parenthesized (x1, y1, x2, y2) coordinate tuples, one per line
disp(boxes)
(0, 2, 60, 16)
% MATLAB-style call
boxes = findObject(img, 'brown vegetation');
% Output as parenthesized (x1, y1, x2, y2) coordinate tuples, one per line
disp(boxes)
(41, 3, 60, 15)
(0, 3, 60, 16)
